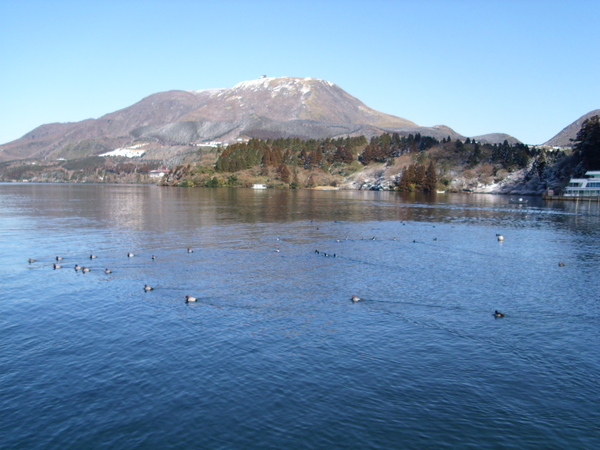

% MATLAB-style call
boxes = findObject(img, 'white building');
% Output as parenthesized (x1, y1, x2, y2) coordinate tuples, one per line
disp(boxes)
(149, 169, 169, 178)
(564, 171, 600, 197)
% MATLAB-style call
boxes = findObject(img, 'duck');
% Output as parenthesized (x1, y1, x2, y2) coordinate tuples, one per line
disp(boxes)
(144, 284, 153, 292)
(493, 310, 505, 318)
(151, 255, 156, 260)
(56, 256, 63, 261)
(185, 295, 197, 303)
(187, 248, 193, 253)
(82, 267, 90, 273)
(28, 258, 36, 263)
(89, 254, 97, 259)
(351, 295, 361, 303)
(558, 262, 565, 267)
(74, 264, 82, 271)
(496, 234, 504, 242)
(53, 263, 62, 269)
(127, 252, 134, 257)
(104, 268, 112, 274)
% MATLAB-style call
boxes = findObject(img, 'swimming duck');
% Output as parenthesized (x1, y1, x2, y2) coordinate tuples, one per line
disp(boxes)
(151, 255, 156, 260)
(28, 258, 36, 263)
(104, 268, 112, 274)
(558, 262, 565, 267)
(351, 295, 361, 302)
(89, 254, 97, 259)
(53, 263, 62, 269)
(187, 248, 193, 253)
(144, 284, 153, 292)
(127, 252, 134, 257)
(56, 256, 63, 261)
(82, 267, 90, 273)
(496, 234, 504, 242)
(493, 310, 505, 318)
(185, 295, 197, 303)
(74, 264, 82, 271)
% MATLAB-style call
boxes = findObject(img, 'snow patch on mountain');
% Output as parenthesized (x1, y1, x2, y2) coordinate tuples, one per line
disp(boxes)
(189, 88, 226, 96)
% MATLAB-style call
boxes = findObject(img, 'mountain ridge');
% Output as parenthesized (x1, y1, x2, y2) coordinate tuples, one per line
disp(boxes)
(0, 76, 530, 162)
(543, 109, 600, 147)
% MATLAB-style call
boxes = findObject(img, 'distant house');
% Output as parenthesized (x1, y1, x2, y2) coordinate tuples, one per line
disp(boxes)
(191, 141, 224, 148)
(149, 169, 168, 178)
(564, 171, 600, 197)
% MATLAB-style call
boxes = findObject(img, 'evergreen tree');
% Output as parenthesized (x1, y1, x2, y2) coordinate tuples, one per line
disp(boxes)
(414, 164, 426, 189)
(397, 164, 416, 192)
(574, 115, 600, 170)
(424, 161, 438, 192)
(278, 163, 291, 183)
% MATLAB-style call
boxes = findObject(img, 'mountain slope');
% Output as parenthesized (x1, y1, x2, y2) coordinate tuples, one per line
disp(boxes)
(543, 109, 600, 147)
(0, 76, 511, 162)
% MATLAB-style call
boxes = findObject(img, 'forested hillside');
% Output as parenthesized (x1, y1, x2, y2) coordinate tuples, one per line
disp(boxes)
(161, 132, 560, 193)
(4, 121, 596, 195)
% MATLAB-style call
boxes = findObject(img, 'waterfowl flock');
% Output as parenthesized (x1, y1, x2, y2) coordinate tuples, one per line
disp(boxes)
(28, 249, 201, 304)
(26, 228, 530, 313)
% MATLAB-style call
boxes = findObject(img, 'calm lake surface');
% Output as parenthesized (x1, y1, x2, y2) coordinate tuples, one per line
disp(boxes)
(1, 183, 599, 449)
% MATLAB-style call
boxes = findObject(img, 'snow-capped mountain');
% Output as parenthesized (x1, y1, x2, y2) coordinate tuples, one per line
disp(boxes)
(0, 76, 467, 161)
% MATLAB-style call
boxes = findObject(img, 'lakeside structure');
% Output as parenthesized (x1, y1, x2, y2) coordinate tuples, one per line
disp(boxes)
(564, 171, 600, 197)
(544, 171, 600, 202)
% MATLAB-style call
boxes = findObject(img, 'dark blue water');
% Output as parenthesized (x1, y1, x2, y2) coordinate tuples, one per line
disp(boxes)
(1, 184, 599, 449)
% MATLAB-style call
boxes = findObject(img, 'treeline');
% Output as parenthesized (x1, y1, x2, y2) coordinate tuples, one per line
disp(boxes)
(216, 133, 536, 174)
(360, 133, 440, 164)
(0, 156, 163, 183)
(215, 136, 367, 173)
(396, 162, 438, 192)
(453, 138, 534, 171)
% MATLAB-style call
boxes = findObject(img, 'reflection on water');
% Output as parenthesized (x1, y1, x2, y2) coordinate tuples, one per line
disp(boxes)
(1, 183, 599, 449)
(3, 183, 598, 226)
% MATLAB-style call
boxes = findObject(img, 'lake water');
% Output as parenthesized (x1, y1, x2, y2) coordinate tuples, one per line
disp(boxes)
(1, 183, 599, 449)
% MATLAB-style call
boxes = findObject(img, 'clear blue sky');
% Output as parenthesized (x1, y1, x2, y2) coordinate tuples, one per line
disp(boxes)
(1, 0, 599, 146)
